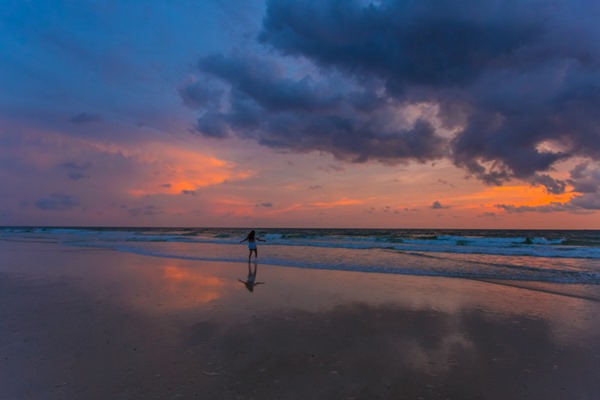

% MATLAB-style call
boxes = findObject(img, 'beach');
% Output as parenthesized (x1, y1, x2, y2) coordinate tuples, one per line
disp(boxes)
(2, 239, 600, 399)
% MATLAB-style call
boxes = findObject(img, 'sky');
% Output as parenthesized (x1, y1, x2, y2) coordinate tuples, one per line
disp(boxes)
(1, 0, 599, 229)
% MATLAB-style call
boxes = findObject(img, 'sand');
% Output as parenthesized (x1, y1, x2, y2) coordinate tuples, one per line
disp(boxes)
(2, 240, 600, 399)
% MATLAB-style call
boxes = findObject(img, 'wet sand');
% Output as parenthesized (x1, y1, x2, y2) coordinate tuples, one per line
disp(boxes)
(2, 240, 600, 399)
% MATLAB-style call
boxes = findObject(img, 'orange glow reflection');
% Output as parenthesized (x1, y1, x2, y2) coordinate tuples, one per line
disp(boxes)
(125, 263, 230, 310)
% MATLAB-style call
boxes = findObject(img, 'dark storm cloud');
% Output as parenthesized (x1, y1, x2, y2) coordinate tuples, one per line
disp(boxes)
(530, 174, 567, 195)
(189, 52, 448, 163)
(568, 163, 600, 193)
(35, 194, 80, 211)
(183, 0, 600, 186)
(259, 0, 540, 88)
(199, 53, 342, 113)
(569, 194, 600, 210)
(564, 164, 600, 210)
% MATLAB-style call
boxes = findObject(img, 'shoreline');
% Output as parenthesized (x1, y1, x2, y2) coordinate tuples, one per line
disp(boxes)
(2, 240, 600, 399)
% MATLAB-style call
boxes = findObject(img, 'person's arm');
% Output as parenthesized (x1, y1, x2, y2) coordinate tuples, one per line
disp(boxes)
(240, 237, 248, 243)
(257, 238, 266, 242)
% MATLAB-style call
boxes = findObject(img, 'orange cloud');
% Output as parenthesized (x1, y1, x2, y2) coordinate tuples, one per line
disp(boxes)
(13, 127, 253, 198)
(487, 185, 574, 205)
(454, 184, 576, 211)
(123, 143, 253, 197)
(311, 198, 364, 208)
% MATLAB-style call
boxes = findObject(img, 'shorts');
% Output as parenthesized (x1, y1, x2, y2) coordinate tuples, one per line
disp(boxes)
(248, 242, 257, 250)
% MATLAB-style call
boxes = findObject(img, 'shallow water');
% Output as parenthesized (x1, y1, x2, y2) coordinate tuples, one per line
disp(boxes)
(2, 227, 600, 284)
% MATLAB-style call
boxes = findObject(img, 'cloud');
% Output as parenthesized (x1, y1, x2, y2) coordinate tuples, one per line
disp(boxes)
(311, 198, 363, 208)
(35, 193, 80, 211)
(187, 51, 448, 163)
(567, 163, 600, 193)
(431, 200, 448, 209)
(437, 179, 456, 188)
(569, 193, 600, 210)
(182, 0, 600, 188)
(495, 164, 600, 212)
(256, 202, 273, 208)
(318, 164, 345, 174)
(182, 190, 197, 196)
(479, 212, 497, 218)
(60, 161, 92, 180)
(259, 1, 543, 87)
(495, 202, 574, 213)
(564, 164, 600, 209)
(178, 80, 224, 110)
(529, 174, 567, 195)
(127, 205, 163, 217)
(70, 112, 103, 124)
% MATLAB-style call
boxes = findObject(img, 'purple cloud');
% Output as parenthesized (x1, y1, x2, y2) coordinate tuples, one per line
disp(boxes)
(256, 202, 273, 208)
(127, 205, 164, 217)
(70, 112, 103, 125)
(35, 194, 80, 211)
(182, 0, 600, 189)
(60, 161, 92, 180)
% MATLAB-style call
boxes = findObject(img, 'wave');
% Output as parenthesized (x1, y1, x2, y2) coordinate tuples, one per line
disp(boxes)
(106, 243, 600, 285)
(2, 227, 600, 259)
(3, 227, 600, 284)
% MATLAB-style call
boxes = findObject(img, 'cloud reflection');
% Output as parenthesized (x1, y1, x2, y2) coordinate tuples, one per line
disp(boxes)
(187, 302, 600, 399)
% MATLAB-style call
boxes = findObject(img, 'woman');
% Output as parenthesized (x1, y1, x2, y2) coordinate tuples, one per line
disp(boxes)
(240, 230, 266, 262)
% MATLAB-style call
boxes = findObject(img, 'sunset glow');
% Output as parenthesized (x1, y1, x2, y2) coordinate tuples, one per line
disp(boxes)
(1, 0, 599, 229)
(122, 263, 230, 310)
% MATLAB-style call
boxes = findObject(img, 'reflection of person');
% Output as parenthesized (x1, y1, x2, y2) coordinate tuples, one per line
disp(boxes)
(238, 262, 265, 292)
(240, 230, 266, 262)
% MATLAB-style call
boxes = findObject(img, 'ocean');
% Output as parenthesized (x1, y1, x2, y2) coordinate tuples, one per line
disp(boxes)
(2, 227, 600, 285)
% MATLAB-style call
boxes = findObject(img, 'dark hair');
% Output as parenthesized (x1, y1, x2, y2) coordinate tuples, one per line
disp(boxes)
(248, 230, 256, 240)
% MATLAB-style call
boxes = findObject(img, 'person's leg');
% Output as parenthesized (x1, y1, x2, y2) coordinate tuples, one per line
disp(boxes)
(255, 248, 258, 259)
(248, 250, 252, 262)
